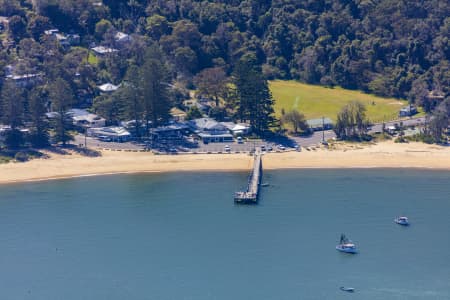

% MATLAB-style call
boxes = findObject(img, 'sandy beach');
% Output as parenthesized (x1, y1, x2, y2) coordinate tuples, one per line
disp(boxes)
(0, 141, 449, 184)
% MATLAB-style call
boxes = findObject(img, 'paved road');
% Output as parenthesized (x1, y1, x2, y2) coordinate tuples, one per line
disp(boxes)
(370, 117, 425, 133)
(291, 116, 426, 147)
(74, 117, 426, 153)
(290, 130, 336, 147)
(73, 135, 145, 150)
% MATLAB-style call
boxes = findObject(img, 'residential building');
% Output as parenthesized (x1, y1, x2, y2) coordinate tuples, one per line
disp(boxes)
(188, 118, 233, 143)
(87, 126, 131, 142)
(91, 46, 118, 56)
(399, 105, 418, 117)
(44, 29, 80, 48)
(69, 109, 106, 128)
(6, 73, 44, 88)
(115, 32, 132, 45)
(170, 107, 187, 122)
(150, 123, 189, 141)
(98, 83, 120, 94)
(222, 122, 251, 136)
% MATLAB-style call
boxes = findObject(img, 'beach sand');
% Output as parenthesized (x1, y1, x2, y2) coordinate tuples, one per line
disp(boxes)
(0, 141, 449, 184)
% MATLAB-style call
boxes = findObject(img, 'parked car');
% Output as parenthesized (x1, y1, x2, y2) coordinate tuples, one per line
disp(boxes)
(277, 144, 286, 150)
(224, 145, 231, 152)
(237, 137, 243, 144)
(260, 145, 266, 151)
(267, 145, 273, 151)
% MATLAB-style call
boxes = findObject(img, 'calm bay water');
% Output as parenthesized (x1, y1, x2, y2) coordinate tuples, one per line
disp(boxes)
(0, 169, 449, 299)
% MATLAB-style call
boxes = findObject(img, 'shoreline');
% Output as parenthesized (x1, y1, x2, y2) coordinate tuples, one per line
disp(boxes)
(1, 141, 450, 185)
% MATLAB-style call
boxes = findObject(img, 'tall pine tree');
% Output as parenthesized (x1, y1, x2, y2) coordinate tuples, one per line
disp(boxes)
(48, 78, 74, 145)
(234, 54, 276, 134)
(27, 87, 50, 148)
(0, 82, 25, 149)
(140, 46, 172, 132)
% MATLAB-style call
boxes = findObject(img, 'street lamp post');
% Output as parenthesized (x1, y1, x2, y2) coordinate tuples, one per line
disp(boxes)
(322, 116, 325, 143)
(84, 128, 87, 148)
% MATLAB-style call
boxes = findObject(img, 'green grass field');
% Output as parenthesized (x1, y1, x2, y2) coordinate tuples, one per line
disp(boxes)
(87, 52, 99, 65)
(270, 80, 409, 123)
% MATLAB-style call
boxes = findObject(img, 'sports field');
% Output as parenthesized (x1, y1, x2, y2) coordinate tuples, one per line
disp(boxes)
(270, 80, 408, 123)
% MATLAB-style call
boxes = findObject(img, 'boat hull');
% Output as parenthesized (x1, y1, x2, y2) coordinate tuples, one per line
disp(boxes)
(394, 219, 409, 226)
(336, 245, 357, 254)
(340, 287, 355, 292)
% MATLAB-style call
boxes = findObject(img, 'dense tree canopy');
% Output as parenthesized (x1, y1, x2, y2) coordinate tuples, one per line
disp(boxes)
(17, 0, 449, 100)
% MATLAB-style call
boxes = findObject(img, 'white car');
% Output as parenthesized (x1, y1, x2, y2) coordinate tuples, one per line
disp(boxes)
(277, 144, 286, 150)
(224, 145, 231, 152)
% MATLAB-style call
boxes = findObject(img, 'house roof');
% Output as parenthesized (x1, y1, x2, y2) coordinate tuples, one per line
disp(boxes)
(115, 32, 131, 42)
(98, 83, 119, 92)
(72, 114, 105, 123)
(221, 122, 250, 132)
(89, 126, 130, 137)
(91, 46, 118, 54)
(189, 118, 227, 131)
(44, 29, 59, 35)
(7, 73, 43, 80)
(400, 106, 416, 112)
(428, 90, 445, 99)
(198, 133, 233, 138)
(170, 107, 187, 117)
(152, 123, 189, 133)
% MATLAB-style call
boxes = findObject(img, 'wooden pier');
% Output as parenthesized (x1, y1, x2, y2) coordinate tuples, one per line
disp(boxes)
(234, 153, 262, 204)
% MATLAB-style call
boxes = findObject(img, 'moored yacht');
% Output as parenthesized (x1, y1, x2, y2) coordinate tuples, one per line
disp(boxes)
(336, 234, 357, 254)
(394, 216, 409, 226)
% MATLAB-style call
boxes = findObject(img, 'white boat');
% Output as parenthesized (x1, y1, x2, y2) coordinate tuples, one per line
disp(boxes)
(340, 287, 355, 292)
(394, 216, 409, 226)
(336, 234, 357, 254)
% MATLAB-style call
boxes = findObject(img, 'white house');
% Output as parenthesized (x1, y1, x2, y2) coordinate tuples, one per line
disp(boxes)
(115, 32, 132, 44)
(188, 118, 233, 143)
(87, 126, 131, 142)
(98, 83, 120, 94)
(6, 73, 43, 88)
(69, 109, 106, 128)
(222, 122, 251, 136)
(91, 46, 118, 56)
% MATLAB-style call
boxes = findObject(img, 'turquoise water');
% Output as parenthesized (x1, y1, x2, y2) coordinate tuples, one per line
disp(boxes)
(0, 170, 449, 299)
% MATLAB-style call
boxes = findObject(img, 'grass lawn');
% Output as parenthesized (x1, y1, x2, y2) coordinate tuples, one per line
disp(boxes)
(270, 80, 409, 123)
(88, 52, 99, 65)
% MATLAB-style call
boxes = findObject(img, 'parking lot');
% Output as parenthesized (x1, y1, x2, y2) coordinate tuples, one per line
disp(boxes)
(73, 117, 426, 154)
(74, 130, 349, 154)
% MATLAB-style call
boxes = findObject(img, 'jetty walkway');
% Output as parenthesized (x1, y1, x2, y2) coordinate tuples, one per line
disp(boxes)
(234, 153, 262, 204)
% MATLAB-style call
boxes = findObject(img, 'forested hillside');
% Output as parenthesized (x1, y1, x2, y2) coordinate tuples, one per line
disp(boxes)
(27, 0, 450, 99)
(1, 0, 449, 99)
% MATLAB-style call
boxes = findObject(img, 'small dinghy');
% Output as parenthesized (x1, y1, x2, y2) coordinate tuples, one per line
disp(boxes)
(394, 216, 409, 226)
(340, 287, 355, 292)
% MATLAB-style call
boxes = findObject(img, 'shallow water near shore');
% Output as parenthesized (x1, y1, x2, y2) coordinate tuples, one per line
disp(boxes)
(0, 169, 449, 299)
